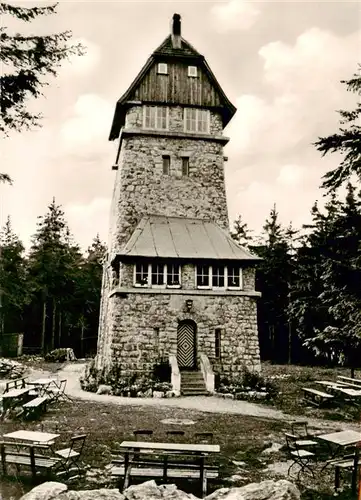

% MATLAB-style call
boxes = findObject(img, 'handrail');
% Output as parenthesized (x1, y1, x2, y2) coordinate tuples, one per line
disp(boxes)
(200, 353, 215, 394)
(169, 354, 181, 396)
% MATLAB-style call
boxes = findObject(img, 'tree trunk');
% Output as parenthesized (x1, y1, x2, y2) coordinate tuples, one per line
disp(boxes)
(58, 307, 62, 348)
(81, 325, 85, 358)
(350, 366, 355, 378)
(51, 298, 56, 352)
(41, 300, 47, 355)
(288, 322, 292, 365)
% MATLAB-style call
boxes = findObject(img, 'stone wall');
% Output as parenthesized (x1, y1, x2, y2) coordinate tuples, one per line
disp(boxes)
(106, 290, 261, 378)
(109, 107, 228, 255)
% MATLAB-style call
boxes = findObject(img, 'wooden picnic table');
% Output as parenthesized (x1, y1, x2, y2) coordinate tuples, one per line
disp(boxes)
(3, 430, 60, 445)
(116, 440, 220, 496)
(27, 378, 59, 398)
(1, 388, 31, 419)
(315, 381, 349, 388)
(317, 429, 361, 494)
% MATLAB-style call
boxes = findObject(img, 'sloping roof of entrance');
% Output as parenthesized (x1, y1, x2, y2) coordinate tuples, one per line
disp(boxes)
(119, 215, 260, 261)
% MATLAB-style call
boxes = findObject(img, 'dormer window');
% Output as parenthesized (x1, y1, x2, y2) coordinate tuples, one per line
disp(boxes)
(158, 63, 168, 74)
(184, 108, 210, 133)
(144, 106, 168, 130)
(188, 66, 197, 77)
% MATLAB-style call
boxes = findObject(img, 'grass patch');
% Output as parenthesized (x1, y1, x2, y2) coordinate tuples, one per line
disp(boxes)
(1, 360, 360, 499)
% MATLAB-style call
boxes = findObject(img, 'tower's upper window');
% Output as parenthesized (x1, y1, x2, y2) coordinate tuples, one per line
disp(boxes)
(158, 63, 168, 75)
(184, 108, 209, 134)
(188, 66, 197, 77)
(144, 106, 168, 130)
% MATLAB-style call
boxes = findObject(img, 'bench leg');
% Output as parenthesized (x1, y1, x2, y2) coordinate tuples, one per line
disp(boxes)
(199, 456, 206, 497)
(163, 455, 168, 482)
(123, 452, 131, 490)
(334, 466, 341, 492)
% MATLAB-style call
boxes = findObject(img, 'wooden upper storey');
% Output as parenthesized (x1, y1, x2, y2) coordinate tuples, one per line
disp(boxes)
(129, 60, 223, 109)
(109, 15, 236, 140)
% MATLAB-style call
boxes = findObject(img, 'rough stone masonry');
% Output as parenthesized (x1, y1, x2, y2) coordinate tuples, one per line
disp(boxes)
(95, 15, 261, 383)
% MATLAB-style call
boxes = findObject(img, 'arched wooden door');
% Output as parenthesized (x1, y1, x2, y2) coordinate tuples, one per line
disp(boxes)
(177, 320, 197, 369)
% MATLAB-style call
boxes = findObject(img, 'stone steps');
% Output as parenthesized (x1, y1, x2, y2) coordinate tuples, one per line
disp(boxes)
(180, 371, 207, 396)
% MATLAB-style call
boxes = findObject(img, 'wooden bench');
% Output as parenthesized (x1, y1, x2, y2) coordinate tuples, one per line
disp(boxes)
(302, 388, 334, 407)
(337, 376, 361, 388)
(4, 377, 28, 393)
(22, 396, 48, 420)
(0, 441, 61, 479)
(111, 457, 219, 497)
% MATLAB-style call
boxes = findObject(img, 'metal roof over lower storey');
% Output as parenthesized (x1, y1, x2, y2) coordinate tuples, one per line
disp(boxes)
(118, 215, 260, 261)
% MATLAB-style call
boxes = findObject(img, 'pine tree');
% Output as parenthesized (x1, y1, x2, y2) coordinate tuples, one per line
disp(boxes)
(27, 198, 82, 353)
(253, 205, 293, 362)
(0, 217, 28, 336)
(230, 215, 253, 247)
(0, 2, 84, 134)
(315, 66, 361, 191)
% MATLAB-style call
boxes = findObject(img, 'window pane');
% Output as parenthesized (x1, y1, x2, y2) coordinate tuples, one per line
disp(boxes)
(198, 110, 208, 133)
(227, 266, 240, 287)
(157, 107, 167, 129)
(185, 108, 197, 132)
(135, 263, 148, 285)
(150, 107, 157, 128)
(151, 263, 164, 285)
(212, 265, 225, 287)
(167, 264, 180, 285)
(182, 157, 189, 176)
(144, 107, 151, 128)
(197, 265, 209, 287)
(163, 156, 170, 175)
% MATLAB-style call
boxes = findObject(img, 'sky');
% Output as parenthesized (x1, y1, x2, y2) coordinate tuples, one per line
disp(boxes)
(1, 0, 360, 251)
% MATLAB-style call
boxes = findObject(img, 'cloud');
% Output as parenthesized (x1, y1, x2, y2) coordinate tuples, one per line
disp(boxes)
(225, 27, 360, 234)
(58, 38, 101, 77)
(210, 0, 260, 33)
(60, 94, 114, 154)
(66, 197, 111, 250)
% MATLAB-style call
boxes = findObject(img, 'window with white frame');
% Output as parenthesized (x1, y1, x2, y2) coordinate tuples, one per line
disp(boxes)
(195, 264, 243, 290)
(151, 262, 165, 286)
(188, 66, 197, 77)
(196, 264, 210, 288)
(133, 262, 181, 288)
(227, 265, 242, 289)
(184, 108, 209, 133)
(158, 63, 168, 74)
(212, 265, 225, 288)
(167, 264, 181, 287)
(144, 106, 168, 130)
(135, 262, 149, 286)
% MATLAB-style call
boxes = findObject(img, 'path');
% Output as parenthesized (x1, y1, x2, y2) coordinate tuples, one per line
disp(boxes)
(32, 363, 359, 430)
(1, 362, 356, 430)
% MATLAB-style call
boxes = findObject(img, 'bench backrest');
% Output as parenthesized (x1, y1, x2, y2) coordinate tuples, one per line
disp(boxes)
(4, 377, 27, 393)
(0, 441, 50, 452)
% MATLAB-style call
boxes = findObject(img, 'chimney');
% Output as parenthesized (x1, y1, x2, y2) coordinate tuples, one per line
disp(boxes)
(171, 13, 181, 49)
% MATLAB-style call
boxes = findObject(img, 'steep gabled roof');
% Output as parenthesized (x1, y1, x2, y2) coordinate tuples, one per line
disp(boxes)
(118, 215, 260, 261)
(153, 34, 202, 58)
(109, 16, 236, 141)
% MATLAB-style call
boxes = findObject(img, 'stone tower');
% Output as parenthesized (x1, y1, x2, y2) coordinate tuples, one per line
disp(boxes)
(96, 14, 261, 390)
